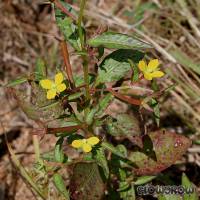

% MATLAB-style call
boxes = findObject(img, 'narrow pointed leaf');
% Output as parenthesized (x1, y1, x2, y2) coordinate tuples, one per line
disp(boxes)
(56, 17, 81, 51)
(86, 106, 99, 125)
(35, 58, 46, 81)
(53, 173, 70, 200)
(182, 173, 198, 200)
(6, 77, 28, 87)
(93, 147, 109, 179)
(95, 93, 114, 117)
(119, 183, 136, 200)
(54, 137, 65, 163)
(88, 32, 152, 50)
(101, 142, 129, 160)
(134, 176, 156, 185)
(55, 1, 80, 51)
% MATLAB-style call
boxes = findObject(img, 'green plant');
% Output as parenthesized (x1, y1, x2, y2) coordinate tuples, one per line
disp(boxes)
(6, 1, 195, 200)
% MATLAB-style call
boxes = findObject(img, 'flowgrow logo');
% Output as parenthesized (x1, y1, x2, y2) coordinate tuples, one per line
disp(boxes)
(137, 184, 195, 195)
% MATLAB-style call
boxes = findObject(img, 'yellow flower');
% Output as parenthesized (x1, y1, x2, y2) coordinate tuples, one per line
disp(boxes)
(71, 136, 100, 153)
(138, 59, 164, 80)
(40, 72, 67, 99)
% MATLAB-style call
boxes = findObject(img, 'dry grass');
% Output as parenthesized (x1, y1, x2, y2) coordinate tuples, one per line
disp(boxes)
(82, 0, 200, 137)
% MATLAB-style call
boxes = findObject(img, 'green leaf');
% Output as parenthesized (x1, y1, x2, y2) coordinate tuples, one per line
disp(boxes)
(86, 106, 99, 125)
(86, 94, 114, 125)
(41, 151, 55, 162)
(104, 114, 141, 137)
(110, 144, 129, 180)
(97, 47, 104, 59)
(194, 140, 200, 145)
(93, 147, 109, 179)
(119, 183, 136, 200)
(88, 32, 152, 50)
(117, 144, 128, 157)
(118, 181, 130, 192)
(35, 58, 46, 81)
(6, 77, 28, 87)
(133, 2, 157, 23)
(128, 59, 139, 82)
(158, 195, 166, 200)
(53, 173, 70, 200)
(158, 194, 182, 200)
(54, 1, 81, 51)
(182, 173, 198, 200)
(96, 49, 144, 85)
(69, 162, 104, 200)
(74, 74, 95, 87)
(118, 168, 127, 181)
(68, 91, 83, 101)
(151, 79, 159, 91)
(170, 49, 200, 75)
(54, 0, 78, 18)
(54, 137, 66, 163)
(95, 93, 114, 117)
(56, 17, 82, 51)
(151, 98, 160, 127)
(134, 175, 156, 185)
(101, 142, 126, 158)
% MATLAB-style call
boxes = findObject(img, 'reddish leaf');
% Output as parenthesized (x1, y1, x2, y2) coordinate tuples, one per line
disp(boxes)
(129, 130, 191, 175)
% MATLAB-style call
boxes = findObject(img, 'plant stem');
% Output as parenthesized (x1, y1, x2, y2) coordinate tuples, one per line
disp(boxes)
(7, 143, 46, 199)
(47, 124, 85, 134)
(82, 55, 90, 100)
(77, 0, 90, 100)
(61, 41, 75, 88)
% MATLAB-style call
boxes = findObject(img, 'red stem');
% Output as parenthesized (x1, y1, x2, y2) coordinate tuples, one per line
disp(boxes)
(108, 89, 142, 106)
(61, 41, 75, 88)
(47, 124, 83, 134)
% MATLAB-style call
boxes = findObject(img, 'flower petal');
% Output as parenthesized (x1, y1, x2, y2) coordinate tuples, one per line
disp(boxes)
(138, 60, 146, 72)
(47, 89, 56, 99)
(56, 83, 67, 93)
(72, 140, 83, 148)
(87, 137, 100, 146)
(144, 72, 153, 80)
(55, 73, 64, 85)
(147, 59, 159, 71)
(82, 143, 92, 153)
(151, 71, 165, 78)
(40, 79, 53, 89)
